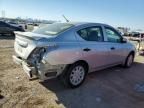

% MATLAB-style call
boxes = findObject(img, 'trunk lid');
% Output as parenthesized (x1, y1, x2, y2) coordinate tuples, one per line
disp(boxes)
(14, 32, 54, 59)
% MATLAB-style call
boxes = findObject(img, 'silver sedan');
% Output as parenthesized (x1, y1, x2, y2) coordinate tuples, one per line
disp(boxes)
(13, 22, 136, 88)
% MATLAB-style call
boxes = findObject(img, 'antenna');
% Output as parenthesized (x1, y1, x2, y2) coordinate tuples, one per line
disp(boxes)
(62, 15, 69, 22)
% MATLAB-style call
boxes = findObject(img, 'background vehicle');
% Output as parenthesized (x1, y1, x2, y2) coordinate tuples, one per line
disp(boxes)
(13, 22, 136, 88)
(0, 21, 24, 35)
(8, 22, 22, 28)
(130, 32, 144, 41)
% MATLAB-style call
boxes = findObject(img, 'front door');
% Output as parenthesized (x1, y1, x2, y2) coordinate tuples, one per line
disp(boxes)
(104, 26, 126, 65)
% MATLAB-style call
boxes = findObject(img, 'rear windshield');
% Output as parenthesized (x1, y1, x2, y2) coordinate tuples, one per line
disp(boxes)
(32, 23, 74, 36)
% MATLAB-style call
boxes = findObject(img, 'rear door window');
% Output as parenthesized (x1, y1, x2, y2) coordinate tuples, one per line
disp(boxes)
(77, 26, 104, 42)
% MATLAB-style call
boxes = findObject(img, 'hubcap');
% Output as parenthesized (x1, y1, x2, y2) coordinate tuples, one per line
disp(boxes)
(70, 66, 85, 86)
(127, 55, 133, 66)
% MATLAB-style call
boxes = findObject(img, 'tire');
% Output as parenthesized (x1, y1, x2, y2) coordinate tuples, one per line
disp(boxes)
(124, 53, 134, 68)
(59, 62, 88, 88)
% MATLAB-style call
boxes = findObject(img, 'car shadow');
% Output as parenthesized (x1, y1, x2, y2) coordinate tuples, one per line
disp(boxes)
(0, 94, 4, 99)
(0, 89, 4, 100)
(40, 62, 144, 108)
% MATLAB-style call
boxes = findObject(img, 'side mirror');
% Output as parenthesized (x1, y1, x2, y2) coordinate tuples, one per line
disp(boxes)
(121, 38, 127, 43)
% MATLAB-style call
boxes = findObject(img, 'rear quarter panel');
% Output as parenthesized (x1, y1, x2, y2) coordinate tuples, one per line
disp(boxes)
(43, 29, 83, 65)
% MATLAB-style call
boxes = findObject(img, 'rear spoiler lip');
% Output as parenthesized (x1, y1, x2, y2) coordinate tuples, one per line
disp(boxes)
(14, 31, 40, 41)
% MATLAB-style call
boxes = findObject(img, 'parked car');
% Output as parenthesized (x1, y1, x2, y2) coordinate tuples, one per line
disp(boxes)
(0, 21, 24, 35)
(124, 32, 131, 36)
(130, 32, 144, 41)
(13, 22, 136, 88)
(8, 22, 22, 28)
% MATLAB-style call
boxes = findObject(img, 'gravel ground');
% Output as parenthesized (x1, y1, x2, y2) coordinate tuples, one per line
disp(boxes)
(0, 36, 144, 108)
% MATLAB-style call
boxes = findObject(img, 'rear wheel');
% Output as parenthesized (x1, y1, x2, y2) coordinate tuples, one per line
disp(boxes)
(59, 62, 87, 88)
(124, 53, 134, 68)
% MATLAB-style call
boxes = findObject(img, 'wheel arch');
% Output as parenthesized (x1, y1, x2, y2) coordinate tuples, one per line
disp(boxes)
(129, 50, 135, 57)
(67, 60, 89, 73)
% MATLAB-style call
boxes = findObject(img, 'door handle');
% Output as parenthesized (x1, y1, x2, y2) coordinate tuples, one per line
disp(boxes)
(111, 47, 115, 50)
(83, 48, 91, 52)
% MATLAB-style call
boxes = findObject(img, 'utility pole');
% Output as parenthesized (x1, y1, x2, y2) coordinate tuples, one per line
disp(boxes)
(1, 10, 5, 18)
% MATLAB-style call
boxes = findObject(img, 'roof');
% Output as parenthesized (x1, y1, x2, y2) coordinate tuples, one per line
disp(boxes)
(63, 22, 110, 27)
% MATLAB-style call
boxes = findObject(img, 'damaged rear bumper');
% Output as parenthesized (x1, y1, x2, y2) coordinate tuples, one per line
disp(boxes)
(12, 55, 66, 81)
(12, 55, 36, 78)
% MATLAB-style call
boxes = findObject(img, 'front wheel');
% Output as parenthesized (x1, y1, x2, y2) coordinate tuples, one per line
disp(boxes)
(124, 53, 134, 68)
(59, 62, 87, 88)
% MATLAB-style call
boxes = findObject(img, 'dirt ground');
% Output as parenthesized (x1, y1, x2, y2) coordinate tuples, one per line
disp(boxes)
(0, 36, 144, 108)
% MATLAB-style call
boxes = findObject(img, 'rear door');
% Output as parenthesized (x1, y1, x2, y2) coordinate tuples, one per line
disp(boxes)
(76, 25, 110, 71)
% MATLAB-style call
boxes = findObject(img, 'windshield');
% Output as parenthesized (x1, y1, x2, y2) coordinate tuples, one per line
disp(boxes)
(32, 23, 74, 36)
